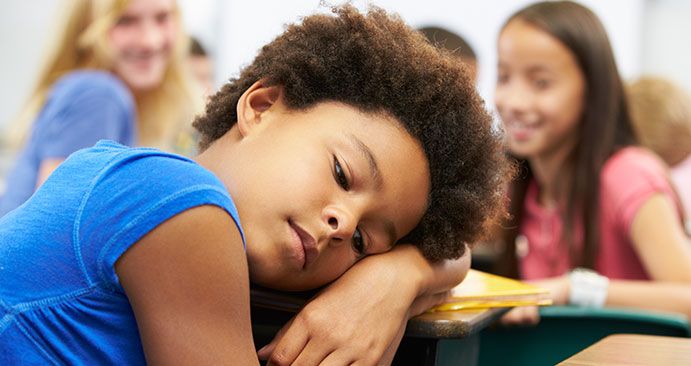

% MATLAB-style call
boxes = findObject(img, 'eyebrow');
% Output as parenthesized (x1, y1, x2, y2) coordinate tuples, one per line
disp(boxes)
(344, 133, 398, 247)
(344, 133, 383, 190)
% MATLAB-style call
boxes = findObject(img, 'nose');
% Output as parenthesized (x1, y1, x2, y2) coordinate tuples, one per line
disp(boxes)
(322, 205, 357, 246)
(496, 79, 533, 117)
(137, 19, 166, 50)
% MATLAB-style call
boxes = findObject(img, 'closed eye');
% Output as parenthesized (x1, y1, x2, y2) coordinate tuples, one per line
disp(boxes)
(352, 228, 366, 256)
(333, 155, 350, 190)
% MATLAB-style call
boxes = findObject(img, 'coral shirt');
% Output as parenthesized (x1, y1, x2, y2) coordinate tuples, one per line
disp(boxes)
(519, 147, 682, 281)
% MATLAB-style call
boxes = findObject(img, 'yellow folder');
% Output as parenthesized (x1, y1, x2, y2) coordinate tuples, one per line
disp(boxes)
(431, 270, 553, 312)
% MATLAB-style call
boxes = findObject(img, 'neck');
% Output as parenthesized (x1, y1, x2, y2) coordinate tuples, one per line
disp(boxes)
(528, 141, 577, 208)
(194, 128, 241, 175)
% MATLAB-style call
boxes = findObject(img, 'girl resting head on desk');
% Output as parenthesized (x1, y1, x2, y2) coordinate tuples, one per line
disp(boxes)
(493, 0, 691, 325)
(0, 5, 512, 365)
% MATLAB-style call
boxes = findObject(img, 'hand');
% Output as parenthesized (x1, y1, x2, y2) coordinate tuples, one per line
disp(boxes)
(528, 275, 570, 305)
(500, 305, 540, 326)
(258, 251, 420, 365)
(378, 290, 451, 365)
(499, 275, 569, 326)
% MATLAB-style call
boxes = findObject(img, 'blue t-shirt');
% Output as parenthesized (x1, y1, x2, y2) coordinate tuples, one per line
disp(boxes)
(0, 70, 136, 216)
(0, 140, 244, 365)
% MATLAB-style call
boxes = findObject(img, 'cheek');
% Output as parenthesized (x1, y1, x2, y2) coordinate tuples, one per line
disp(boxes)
(107, 28, 130, 56)
(162, 23, 177, 46)
(312, 248, 356, 284)
(542, 89, 583, 133)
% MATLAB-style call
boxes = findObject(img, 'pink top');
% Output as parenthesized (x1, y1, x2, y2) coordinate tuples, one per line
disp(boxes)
(671, 154, 691, 221)
(519, 147, 682, 281)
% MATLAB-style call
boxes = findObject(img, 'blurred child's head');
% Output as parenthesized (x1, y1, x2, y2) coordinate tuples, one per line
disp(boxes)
(418, 26, 478, 83)
(495, 0, 635, 162)
(628, 77, 691, 166)
(494, 1, 637, 275)
(12, 0, 199, 149)
(72, 0, 186, 92)
(188, 37, 214, 97)
(194, 5, 511, 290)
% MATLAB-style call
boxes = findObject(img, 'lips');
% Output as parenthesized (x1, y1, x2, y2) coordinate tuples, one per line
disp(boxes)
(505, 119, 539, 142)
(288, 220, 318, 269)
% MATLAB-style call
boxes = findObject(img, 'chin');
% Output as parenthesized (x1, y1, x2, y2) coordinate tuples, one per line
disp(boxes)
(117, 66, 167, 92)
(249, 267, 321, 292)
(128, 75, 165, 92)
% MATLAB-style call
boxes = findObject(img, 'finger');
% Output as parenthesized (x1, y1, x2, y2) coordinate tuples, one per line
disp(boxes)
(500, 307, 528, 326)
(408, 291, 449, 316)
(290, 338, 335, 366)
(522, 306, 540, 326)
(265, 318, 310, 366)
(379, 321, 407, 366)
(500, 306, 541, 327)
(257, 318, 294, 360)
(318, 350, 354, 366)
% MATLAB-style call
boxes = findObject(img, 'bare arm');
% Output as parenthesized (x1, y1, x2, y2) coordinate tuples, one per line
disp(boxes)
(608, 193, 691, 317)
(503, 193, 691, 324)
(259, 244, 470, 365)
(116, 205, 259, 365)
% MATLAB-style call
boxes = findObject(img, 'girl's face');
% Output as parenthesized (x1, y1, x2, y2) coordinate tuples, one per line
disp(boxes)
(212, 92, 430, 291)
(495, 19, 586, 161)
(108, 0, 177, 92)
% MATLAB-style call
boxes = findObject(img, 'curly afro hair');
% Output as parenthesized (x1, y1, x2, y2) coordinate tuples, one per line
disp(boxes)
(193, 5, 512, 261)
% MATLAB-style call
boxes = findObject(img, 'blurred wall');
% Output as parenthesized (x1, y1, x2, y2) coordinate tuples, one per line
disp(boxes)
(0, 1, 59, 132)
(640, 0, 691, 89)
(1, 0, 687, 133)
(211, 0, 643, 110)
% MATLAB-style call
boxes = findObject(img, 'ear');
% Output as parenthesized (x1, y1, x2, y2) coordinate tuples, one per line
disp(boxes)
(236, 80, 283, 137)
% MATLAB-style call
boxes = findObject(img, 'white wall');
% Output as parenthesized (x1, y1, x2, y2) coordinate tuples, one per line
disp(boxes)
(0, 1, 60, 130)
(639, 0, 691, 89)
(3, 0, 687, 133)
(209, 0, 643, 107)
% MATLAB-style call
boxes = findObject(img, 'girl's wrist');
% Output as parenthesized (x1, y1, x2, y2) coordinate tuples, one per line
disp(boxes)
(568, 267, 609, 307)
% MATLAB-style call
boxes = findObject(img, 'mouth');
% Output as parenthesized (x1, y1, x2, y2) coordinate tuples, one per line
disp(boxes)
(505, 119, 540, 141)
(288, 219, 318, 269)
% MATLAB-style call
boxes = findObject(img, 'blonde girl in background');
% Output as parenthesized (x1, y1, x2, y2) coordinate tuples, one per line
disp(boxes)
(628, 76, 691, 229)
(0, 0, 200, 216)
(494, 0, 691, 324)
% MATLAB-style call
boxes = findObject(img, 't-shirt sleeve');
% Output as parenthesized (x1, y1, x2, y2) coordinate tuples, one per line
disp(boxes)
(35, 72, 136, 159)
(74, 152, 244, 290)
(601, 148, 679, 237)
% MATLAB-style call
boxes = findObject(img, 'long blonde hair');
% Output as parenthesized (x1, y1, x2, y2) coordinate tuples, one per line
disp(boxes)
(9, 0, 201, 151)
(628, 76, 691, 167)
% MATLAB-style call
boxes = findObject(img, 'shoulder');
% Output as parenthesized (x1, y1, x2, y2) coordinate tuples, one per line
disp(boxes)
(87, 143, 229, 201)
(50, 70, 133, 109)
(600, 146, 678, 225)
(601, 146, 669, 190)
(71, 144, 244, 287)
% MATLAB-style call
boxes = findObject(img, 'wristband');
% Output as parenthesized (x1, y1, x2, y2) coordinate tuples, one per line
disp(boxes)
(568, 267, 609, 308)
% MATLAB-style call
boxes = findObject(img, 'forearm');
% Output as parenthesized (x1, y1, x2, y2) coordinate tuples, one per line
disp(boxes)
(362, 244, 470, 297)
(606, 280, 691, 318)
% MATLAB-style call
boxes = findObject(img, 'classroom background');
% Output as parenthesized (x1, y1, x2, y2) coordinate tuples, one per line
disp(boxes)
(1, 0, 690, 180)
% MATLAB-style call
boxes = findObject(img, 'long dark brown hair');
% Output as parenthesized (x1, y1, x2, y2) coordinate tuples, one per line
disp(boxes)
(496, 1, 638, 277)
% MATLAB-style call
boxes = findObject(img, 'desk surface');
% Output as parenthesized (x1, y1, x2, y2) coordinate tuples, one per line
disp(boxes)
(559, 333, 691, 366)
(250, 287, 507, 339)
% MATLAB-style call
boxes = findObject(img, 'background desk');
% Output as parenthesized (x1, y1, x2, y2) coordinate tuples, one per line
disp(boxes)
(250, 287, 508, 366)
(559, 333, 691, 366)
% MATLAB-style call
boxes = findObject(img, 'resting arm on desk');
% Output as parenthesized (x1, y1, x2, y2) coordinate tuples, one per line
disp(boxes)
(503, 194, 691, 325)
(258, 243, 470, 365)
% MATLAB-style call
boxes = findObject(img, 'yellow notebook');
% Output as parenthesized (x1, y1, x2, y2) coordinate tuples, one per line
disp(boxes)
(431, 270, 553, 312)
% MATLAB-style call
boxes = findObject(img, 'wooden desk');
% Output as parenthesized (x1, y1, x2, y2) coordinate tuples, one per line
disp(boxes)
(250, 287, 508, 366)
(558, 333, 691, 366)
